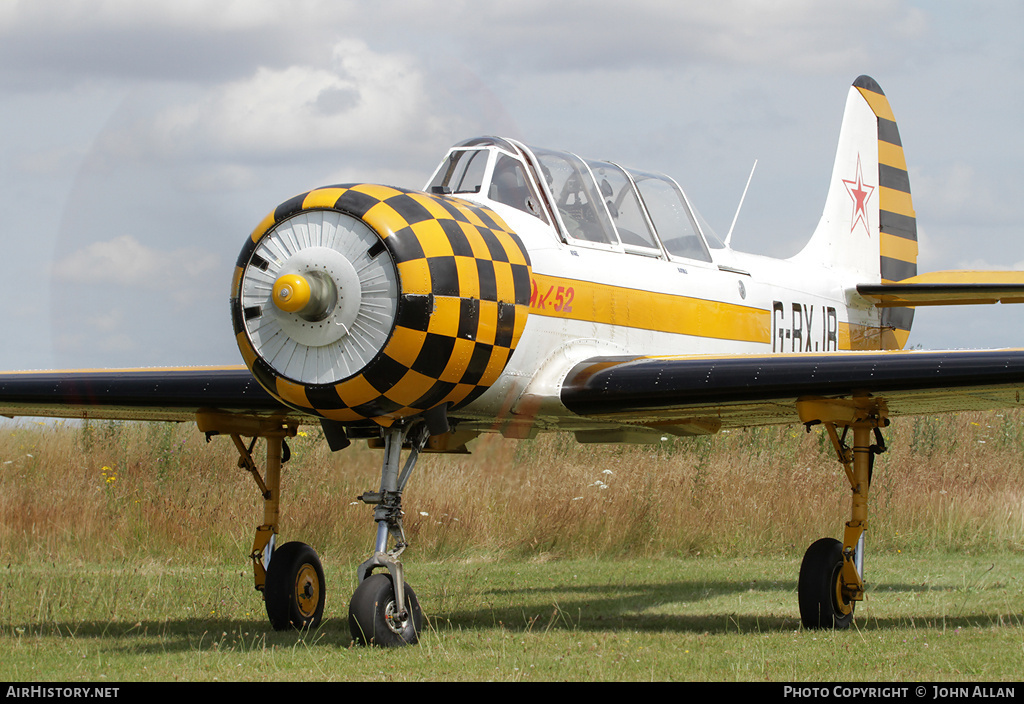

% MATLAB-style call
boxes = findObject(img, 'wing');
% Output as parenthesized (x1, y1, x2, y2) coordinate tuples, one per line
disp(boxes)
(0, 366, 292, 423)
(560, 349, 1024, 434)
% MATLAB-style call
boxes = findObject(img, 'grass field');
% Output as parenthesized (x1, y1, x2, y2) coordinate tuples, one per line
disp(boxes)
(1, 412, 1022, 681)
(1, 554, 1021, 681)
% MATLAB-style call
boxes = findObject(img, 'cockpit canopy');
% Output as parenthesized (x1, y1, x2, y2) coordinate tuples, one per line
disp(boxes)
(427, 136, 717, 263)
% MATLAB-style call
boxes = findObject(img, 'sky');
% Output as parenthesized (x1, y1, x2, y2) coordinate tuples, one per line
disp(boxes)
(1, 1, 1021, 371)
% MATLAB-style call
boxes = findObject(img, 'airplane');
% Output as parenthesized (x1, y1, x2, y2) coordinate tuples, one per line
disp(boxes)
(3, 75, 1024, 647)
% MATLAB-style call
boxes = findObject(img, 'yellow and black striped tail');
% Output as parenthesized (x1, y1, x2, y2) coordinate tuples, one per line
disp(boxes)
(854, 76, 918, 348)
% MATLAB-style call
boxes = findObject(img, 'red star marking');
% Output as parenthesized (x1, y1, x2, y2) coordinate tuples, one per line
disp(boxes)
(842, 154, 875, 236)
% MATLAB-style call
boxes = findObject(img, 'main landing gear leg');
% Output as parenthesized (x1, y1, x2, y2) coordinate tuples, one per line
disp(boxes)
(196, 413, 325, 632)
(348, 423, 428, 646)
(796, 399, 888, 630)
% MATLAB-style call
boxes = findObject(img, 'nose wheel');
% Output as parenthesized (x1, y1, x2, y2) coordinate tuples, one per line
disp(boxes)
(348, 573, 424, 646)
(347, 423, 430, 646)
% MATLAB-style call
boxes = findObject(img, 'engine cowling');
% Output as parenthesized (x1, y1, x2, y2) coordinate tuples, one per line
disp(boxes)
(231, 184, 532, 426)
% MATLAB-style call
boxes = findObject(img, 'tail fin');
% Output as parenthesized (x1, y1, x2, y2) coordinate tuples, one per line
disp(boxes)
(794, 75, 918, 348)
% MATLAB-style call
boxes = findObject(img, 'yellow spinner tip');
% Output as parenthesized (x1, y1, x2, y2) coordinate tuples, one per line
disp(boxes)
(271, 274, 312, 313)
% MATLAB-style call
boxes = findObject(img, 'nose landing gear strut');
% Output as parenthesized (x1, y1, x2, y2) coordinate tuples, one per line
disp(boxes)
(347, 423, 429, 646)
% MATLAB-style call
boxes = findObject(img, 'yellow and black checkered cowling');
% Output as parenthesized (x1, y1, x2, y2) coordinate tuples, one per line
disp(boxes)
(231, 184, 532, 426)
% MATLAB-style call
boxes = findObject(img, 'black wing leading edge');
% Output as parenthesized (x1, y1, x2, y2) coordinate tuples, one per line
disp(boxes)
(5, 350, 1024, 432)
(560, 349, 1024, 429)
(0, 366, 289, 423)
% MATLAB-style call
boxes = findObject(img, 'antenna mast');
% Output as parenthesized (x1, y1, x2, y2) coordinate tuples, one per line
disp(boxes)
(724, 160, 757, 247)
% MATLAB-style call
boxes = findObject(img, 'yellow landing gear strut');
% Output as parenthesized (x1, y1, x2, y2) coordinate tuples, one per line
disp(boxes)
(196, 413, 325, 631)
(796, 397, 888, 629)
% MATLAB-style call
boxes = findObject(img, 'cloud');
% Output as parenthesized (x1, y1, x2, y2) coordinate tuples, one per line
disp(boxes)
(79, 37, 500, 192)
(52, 235, 219, 307)
(374, 0, 929, 75)
(0, 0, 343, 87)
(14, 145, 89, 178)
(0, 0, 1017, 368)
(912, 162, 1015, 228)
(152, 40, 440, 155)
(0, 1, 931, 94)
(0, 0, 286, 31)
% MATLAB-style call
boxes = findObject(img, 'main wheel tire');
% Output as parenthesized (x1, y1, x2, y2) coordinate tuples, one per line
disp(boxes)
(798, 537, 854, 630)
(348, 573, 423, 647)
(264, 541, 326, 631)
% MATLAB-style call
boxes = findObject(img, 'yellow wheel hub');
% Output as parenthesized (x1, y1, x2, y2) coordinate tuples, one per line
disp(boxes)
(294, 563, 320, 619)
(835, 568, 854, 616)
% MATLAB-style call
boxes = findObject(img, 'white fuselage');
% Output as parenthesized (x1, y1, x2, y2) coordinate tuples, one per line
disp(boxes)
(416, 131, 897, 435)
(454, 201, 875, 434)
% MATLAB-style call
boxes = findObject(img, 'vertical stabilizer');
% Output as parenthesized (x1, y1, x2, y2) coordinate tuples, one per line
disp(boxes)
(794, 76, 918, 348)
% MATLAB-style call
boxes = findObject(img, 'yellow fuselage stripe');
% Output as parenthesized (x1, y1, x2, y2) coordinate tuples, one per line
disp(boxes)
(529, 273, 771, 343)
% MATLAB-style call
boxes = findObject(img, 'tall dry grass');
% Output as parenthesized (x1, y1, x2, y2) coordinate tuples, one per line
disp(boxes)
(1, 410, 1022, 567)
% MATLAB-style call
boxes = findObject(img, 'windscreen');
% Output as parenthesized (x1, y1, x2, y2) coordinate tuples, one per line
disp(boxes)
(587, 160, 660, 250)
(531, 147, 618, 246)
(428, 149, 488, 194)
(629, 170, 712, 262)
